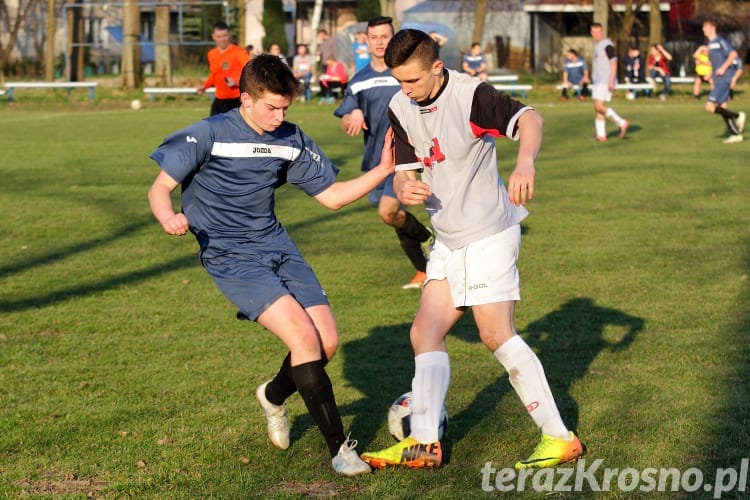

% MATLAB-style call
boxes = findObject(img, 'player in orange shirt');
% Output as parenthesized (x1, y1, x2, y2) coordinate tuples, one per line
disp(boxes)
(197, 21, 250, 115)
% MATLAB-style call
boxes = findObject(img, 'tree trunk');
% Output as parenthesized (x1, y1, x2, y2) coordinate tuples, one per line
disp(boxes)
(154, 1, 171, 85)
(0, 0, 41, 82)
(648, 0, 662, 46)
(472, 0, 487, 50)
(121, 0, 141, 88)
(44, 0, 56, 80)
(593, 0, 608, 35)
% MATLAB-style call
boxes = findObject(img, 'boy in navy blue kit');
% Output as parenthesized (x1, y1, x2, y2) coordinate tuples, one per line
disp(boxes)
(148, 54, 395, 476)
(335, 16, 433, 289)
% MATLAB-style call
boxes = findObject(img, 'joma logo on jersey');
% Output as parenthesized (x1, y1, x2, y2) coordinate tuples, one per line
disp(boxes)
(468, 283, 488, 290)
(253, 146, 272, 154)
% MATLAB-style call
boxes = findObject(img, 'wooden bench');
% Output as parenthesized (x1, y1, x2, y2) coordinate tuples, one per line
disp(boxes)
(143, 87, 215, 102)
(4, 81, 98, 102)
(492, 84, 533, 98)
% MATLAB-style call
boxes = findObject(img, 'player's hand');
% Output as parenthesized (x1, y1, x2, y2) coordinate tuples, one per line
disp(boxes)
(397, 178, 431, 206)
(225, 77, 238, 88)
(344, 109, 367, 136)
(161, 213, 190, 236)
(196, 87, 205, 95)
(507, 162, 535, 206)
(379, 127, 395, 174)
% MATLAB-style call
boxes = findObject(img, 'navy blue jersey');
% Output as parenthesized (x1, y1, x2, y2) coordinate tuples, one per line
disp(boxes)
(334, 65, 400, 171)
(150, 109, 338, 257)
(564, 56, 588, 84)
(707, 35, 737, 78)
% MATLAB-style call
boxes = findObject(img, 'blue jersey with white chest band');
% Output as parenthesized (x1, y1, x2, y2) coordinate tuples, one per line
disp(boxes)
(334, 65, 400, 171)
(150, 109, 338, 257)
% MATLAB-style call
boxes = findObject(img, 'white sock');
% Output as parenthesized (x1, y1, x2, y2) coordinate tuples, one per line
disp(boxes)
(410, 351, 450, 443)
(605, 107, 625, 127)
(494, 336, 569, 439)
(595, 118, 606, 138)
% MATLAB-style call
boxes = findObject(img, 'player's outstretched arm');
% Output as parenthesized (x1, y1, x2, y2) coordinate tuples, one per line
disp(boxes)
(148, 170, 190, 235)
(507, 110, 543, 207)
(315, 129, 395, 210)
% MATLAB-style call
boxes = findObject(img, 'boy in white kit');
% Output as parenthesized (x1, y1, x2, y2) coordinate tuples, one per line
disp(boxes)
(360, 28, 584, 470)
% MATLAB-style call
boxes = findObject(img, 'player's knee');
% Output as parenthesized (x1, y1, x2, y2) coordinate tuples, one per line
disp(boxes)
(320, 334, 339, 360)
(293, 324, 326, 358)
(378, 206, 401, 227)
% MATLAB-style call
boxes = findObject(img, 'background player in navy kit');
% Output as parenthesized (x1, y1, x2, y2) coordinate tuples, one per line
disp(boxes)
(360, 29, 584, 470)
(701, 18, 746, 144)
(148, 54, 395, 477)
(335, 16, 433, 290)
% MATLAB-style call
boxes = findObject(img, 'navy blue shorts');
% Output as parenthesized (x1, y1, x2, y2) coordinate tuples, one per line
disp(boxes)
(708, 74, 732, 105)
(368, 172, 397, 205)
(201, 249, 328, 321)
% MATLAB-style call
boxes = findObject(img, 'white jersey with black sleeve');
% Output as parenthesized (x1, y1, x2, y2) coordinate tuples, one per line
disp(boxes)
(388, 69, 530, 251)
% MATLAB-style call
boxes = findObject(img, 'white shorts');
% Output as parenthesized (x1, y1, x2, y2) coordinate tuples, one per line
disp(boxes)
(591, 83, 612, 102)
(426, 225, 521, 308)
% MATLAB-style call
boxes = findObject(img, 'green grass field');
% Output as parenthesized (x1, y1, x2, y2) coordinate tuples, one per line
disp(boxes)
(1, 86, 749, 498)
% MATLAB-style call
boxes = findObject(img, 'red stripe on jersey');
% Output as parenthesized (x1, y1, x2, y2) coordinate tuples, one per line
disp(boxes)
(470, 120, 504, 139)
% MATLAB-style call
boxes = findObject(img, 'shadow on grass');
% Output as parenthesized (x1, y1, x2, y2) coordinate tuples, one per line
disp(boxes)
(0, 204, 370, 313)
(338, 296, 644, 456)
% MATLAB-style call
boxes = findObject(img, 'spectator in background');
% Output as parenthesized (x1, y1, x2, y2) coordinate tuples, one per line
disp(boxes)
(462, 42, 488, 81)
(624, 46, 648, 99)
(246, 44, 256, 60)
(560, 48, 589, 101)
(268, 43, 289, 66)
(319, 55, 348, 103)
(692, 45, 712, 100)
(317, 29, 338, 74)
(351, 31, 371, 74)
(196, 21, 249, 116)
(647, 44, 672, 100)
(293, 44, 314, 102)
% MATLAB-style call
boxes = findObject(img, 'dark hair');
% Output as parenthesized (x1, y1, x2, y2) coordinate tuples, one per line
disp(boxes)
(567, 48, 579, 56)
(384, 29, 439, 69)
(213, 21, 230, 32)
(240, 54, 300, 99)
(591, 22, 603, 29)
(368, 16, 393, 29)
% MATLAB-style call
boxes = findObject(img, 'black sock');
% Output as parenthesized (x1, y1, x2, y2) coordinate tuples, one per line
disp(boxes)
(398, 211, 432, 243)
(715, 107, 740, 134)
(292, 360, 345, 457)
(266, 352, 329, 406)
(396, 212, 430, 272)
(396, 228, 428, 272)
